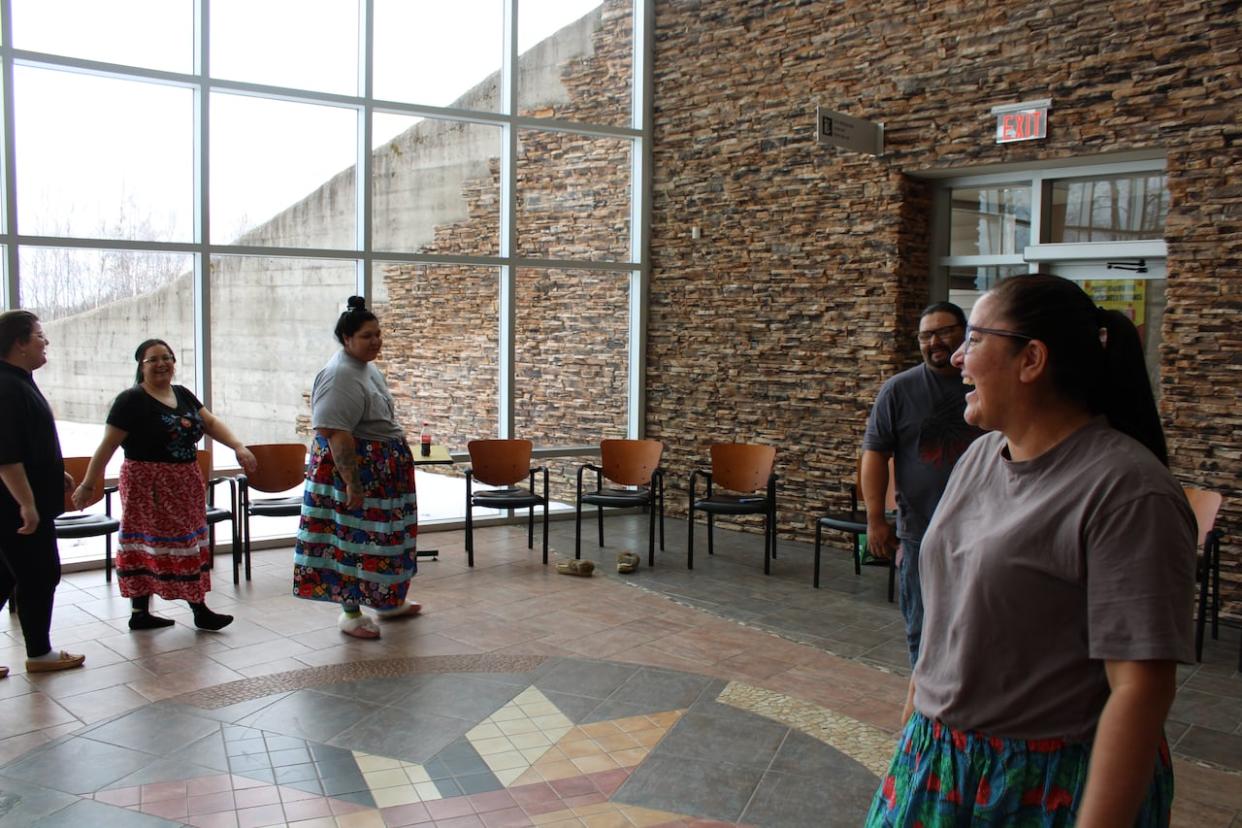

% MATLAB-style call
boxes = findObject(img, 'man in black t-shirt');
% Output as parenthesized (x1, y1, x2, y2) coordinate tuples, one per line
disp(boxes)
(0, 310, 86, 676)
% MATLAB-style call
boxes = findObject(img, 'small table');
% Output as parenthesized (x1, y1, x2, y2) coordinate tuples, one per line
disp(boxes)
(413, 444, 454, 559)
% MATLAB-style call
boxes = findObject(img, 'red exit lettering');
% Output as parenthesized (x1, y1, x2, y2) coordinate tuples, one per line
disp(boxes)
(996, 108, 1047, 143)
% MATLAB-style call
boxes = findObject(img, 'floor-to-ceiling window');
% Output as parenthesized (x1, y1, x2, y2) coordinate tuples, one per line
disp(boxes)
(0, 0, 651, 561)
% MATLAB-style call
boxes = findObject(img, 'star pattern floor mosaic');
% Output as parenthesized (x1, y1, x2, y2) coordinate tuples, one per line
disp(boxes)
(0, 656, 879, 827)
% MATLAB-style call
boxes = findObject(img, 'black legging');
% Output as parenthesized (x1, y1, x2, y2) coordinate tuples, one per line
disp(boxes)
(0, 521, 61, 658)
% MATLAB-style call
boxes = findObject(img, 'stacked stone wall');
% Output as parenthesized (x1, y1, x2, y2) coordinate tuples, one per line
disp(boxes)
(646, 0, 1242, 612)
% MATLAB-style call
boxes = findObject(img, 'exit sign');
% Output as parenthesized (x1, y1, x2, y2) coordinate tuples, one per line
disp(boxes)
(991, 99, 1050, 144)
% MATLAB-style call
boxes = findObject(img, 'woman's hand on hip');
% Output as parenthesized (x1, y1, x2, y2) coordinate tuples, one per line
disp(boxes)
(345, 481, 364, 510)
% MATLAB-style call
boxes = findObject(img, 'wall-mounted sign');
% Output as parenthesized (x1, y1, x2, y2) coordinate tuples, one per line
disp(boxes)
(816, 106, 884, 156)
(991, 99, 1050, 144)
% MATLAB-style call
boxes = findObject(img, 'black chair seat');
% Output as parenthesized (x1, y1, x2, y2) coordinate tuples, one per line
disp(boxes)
(247, 496, 302, 517)
(817, 510, 867, 533)
(693, 494, 771, 516)
(472, 488, 546, 509)
(206, 506, 233, 525)
(581, 487, 651, 508)
(54, 513, 120, 539)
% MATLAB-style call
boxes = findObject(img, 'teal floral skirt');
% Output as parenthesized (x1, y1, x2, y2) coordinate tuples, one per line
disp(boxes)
(865, 712, 1173, 827)
(292, 435, 417, 609)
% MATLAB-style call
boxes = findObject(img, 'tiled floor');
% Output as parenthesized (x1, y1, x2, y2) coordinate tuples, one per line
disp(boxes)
(1, 513, 1240, 827)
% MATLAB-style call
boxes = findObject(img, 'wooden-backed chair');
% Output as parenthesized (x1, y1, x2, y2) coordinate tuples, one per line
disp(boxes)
(813, 455, 897, 601)
(686, 443, 777, 573)
(465, 439, 549, 567)
(237, 443, 308, 583)
(575, 439, 665, 567)
(55, 456, 120, 581)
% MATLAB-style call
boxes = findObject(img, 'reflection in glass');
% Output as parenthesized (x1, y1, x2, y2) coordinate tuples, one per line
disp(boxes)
(1050, 174, 1169, 242)
(948, 186, 1031, 257)
(15, 67, 193, 242)
(517, 130, 632, 262)
(946, 265, 1030, 316)
(19, 245, 196, 487)
(373, 0, 502, 111)
(515, 267, 629, 506)
(211, 93, 358, 246)
(209, 255, 355, 461)
(210, 0, 359, 96)
(374, 262, 499, 522)
(517, 0, 632, 127)
(372, 116, 501, 256)
(13, 0, 192, 73)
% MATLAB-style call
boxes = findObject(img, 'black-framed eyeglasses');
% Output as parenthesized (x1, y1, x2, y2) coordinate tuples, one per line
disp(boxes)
(962, 325, 1033, 354)
(141, 355, 176, 365)
(916, 323, 962, 344)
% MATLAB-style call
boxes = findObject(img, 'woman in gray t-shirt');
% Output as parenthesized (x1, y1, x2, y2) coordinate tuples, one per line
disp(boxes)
(866, 275, 1195, 827)
(292, 296, 420, 639)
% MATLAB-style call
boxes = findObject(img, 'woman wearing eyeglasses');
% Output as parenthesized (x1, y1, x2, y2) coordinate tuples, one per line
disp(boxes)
(74, 339, 257, 631)
(866, 275, 1195, 827)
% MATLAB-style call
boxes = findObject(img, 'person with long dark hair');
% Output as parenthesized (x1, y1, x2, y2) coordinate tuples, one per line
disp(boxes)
(292, 296, 420, 639)
(866, 275, 1195, 826)
(74, 339, 257, 630)
(0, 310, 85, 675)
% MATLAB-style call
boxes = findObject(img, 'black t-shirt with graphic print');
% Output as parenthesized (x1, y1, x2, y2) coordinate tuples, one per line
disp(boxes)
(106, 385, 205, 464)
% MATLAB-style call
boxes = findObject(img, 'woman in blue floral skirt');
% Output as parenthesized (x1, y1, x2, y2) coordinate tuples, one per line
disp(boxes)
(293, 296, 420, 639)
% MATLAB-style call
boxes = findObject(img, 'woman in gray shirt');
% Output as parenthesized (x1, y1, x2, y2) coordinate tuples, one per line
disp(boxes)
(866, 275, 1195, 827)
(292, 297, 420, 638)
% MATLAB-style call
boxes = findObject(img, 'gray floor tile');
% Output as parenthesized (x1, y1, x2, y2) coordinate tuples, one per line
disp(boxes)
(385, 675, 520, 722)
(0, 777, 80, 828)
(165, 730, 231, 772)
(581, 698, 663, 725)
(30, 797, 184, 828)
(2, 738, 155, 795)
(741, 769, 875, 827)
(327, 706, 471, 764)
(320, 772, 369, 796)
(540, 689, 603, 723)
(99, 758, 221, 791)
(239, 689, 379, 743)
(82, 706, 220, 757)
(269, 746, 312, 767)
(613, 752, 762, 822)
(273, 763, 319, 784)
(768, 729, 875, 779)
(1175, 725, 1242, 772)
(333, 790, 377, 808)
(455, 770, 504, 795)
(435, 740, 490, 775)
(648, 709, 788, 770)
(609, 668, 715, 711)
(156, 691, 293, 724)
(312, 676, 427, 707)
(534, 659, 639, 699)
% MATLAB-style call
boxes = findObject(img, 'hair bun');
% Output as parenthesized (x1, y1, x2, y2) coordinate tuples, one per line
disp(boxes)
(346, 295, 367, 312)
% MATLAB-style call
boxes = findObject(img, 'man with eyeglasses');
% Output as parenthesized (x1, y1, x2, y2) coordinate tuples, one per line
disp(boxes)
(861, 301, 984, 668)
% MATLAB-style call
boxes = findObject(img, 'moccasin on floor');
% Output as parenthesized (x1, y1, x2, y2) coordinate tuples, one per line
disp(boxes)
(25, 651, 85, 673)
(557, 559, 595, 576)
(0, 665, 8, 679)
(617, 551, 640, 574)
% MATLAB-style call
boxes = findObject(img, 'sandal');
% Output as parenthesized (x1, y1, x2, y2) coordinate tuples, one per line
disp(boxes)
(0, 665, 8, 679)
(338, 612, 381, 640)
(25, 651, 86, 673)
(616, 551, 640, 574)
(376, 601, 422, 619)
(556, 559, 595, 577)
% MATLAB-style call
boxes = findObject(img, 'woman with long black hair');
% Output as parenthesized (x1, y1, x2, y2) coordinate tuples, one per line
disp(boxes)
(867, 275, 1195, 826)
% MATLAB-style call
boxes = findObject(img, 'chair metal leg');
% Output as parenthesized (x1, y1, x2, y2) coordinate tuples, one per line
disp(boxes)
(658, 477, 665, 550)
(574, 498, 583, 560)
(1211, 536, 1220, 639)
(647, 496, 656, 567)
(527, 504, 534, 550)
(887, 560, 896, 603)
(813, 522, 822, 588)
(106, 534, 113, 583)
(763, 512, 771, 575)
(1196, 542, 1210, 660)
(686, 506, 695, 570)
(465, 485, 475, 568)
(707, 514, 714, 556)
(541, 470, 549, 565)
(853, 534, 863, 576)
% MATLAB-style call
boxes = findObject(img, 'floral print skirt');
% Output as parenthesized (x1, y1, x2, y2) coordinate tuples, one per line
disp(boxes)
(292, 435, 417, 610)
(865, 712, 1174, 827)
(117, 459, 211, 602)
